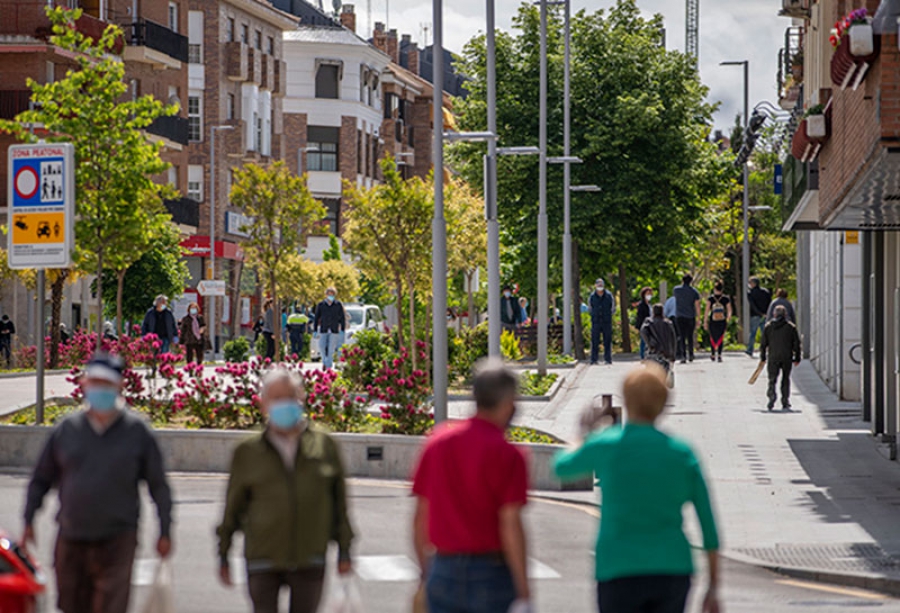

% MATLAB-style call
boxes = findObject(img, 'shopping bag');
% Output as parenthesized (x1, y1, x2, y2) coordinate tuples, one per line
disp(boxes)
(141, 559, 175, 613)
(322, 575, 364, 613)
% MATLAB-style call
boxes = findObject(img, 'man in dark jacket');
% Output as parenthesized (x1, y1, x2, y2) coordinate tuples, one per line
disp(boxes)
(640, 304, 677, 371)
(747, 277, 772, 357)
(590, 279, 616, 365)
(500, 286, 523, 332)
(218, 369, 353, 613)
(0, 314, 15, 367)
(767, 288, 796, 323)
(760, 305, 802, 411)
(313, 287, 346, 370)
(141, 294, 177, 354)
(24, 354, 173, 613)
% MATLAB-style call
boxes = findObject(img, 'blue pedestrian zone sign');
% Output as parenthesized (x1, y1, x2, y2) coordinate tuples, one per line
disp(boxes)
(7, 143, 75, 269)
(774, 164, 783, 196)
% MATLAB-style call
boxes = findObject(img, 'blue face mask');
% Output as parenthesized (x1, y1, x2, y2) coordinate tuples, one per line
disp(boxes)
(326, 295, 335, 303)
(85, 387, 119, 412)
(268, 400, 304, 429)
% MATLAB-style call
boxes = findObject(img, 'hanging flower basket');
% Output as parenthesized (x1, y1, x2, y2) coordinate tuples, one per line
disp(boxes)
(791, 120, 822, 163)
(830, 33, 880, 90)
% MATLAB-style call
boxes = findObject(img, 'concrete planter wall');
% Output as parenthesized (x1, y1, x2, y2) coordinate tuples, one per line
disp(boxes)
(0, 425, 591, 492)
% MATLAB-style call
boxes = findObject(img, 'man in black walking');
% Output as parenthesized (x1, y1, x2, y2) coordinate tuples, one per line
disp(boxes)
(590, 279, 616, 365)
(747, 277, 772, 357)
(0, 314, 15, 367)
(760, 305, 802, 411)
(673, 274, 701, 363)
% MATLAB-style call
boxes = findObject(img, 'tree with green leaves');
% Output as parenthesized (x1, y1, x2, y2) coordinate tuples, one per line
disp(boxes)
(277, 254, 360, 306)
(323, 234, 342, 261)
(231, 162, 325, 358)
(451, 0, 728, 351)
(99, 221, 189, 328)
(446, 179, 487, 327)
(343, 158, 432, 351)
(0, 7, 177, 356)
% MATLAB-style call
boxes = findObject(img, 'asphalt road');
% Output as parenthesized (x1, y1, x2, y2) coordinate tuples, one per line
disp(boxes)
(1, 473, 898, 612)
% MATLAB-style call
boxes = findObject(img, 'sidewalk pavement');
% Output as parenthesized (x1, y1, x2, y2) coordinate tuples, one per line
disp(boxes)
(526, 352, 900, 594)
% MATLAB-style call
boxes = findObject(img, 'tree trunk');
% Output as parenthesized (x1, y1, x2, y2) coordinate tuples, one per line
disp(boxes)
(271, 274, 281, 361)
(394, 281, 406, 349)
(618, 264, 632, 354)
(466, 271, 476, 328)
(572, 240, 586, 361)
(231, 259, 244, 340)
(96, 251, 104, 352)
(407, 276, 416, 368)
(116, 269, 126, 338)
(733, 249, 743, 341)
(48, 270, 69, 369)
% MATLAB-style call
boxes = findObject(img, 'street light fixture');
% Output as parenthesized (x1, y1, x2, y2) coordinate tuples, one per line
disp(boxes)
(570, 185, 601, 192)
(548, 156, 582, 164)
(443, 131, 497, 142)
(209, 124, 234, 358)
(497, 146, 541, 156)
(720, 59, 751, 348)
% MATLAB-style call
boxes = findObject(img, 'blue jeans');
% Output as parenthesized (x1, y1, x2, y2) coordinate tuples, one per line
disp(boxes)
(591, 319, 613, 364)
(426, 555, 516, 613)
(639, 337, 647, 360)
(747, 315, 766, 355)
(318, 331, 344, 369)
(159, 338, 171, 354)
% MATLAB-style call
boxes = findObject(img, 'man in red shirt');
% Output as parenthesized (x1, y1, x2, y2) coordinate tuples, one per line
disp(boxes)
(412, 360, 531, 613)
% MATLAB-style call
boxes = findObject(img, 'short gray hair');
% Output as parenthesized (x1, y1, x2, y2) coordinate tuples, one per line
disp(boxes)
(773, 305, 787, 318)
(472, 359, 518, 410)
(155, 294, 168, 305)
(261, 368, 304, 398)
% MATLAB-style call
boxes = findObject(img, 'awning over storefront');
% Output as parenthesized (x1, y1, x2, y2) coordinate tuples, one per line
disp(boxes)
(824, 148, 900, 230)
(180, 236, 245, 261)
(783, 189, 821, 231)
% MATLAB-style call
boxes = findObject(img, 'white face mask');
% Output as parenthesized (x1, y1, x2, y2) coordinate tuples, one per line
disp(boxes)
(596, 286, 604, 293)
(645, 295, 652, 302)
(504, 291, 511, 298)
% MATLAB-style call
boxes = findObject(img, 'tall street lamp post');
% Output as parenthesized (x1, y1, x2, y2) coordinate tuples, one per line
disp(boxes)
(720, 59, 750, 345)
(562, 0, 573, 357)
(537, 0, 549, 375)
(209, 124, 234, 358)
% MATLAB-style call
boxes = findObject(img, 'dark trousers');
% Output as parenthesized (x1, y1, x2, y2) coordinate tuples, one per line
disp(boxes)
(426, 555, 517, 613)
(675, 317, 696, 361)
(597, 575, 691, 613)
(767, 360, 793, 407)
(185, 343, 204, 364)
(54, 530, 138, 613)
(0, 337, 10, 365)
(591, 319, 613, 364)
(248, 567, 326, 613)
(289, 331, 305, 357)
(264, 332, 275, 359)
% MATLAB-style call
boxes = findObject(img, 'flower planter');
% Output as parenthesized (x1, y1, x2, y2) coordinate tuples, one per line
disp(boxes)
(849, 23, 874, 57)
(830, 32, 880, 90)
(806, 114, 827, 140)
(791, 120, 822, 163)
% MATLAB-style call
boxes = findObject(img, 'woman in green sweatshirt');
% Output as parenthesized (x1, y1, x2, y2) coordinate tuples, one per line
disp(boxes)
(553, 365, 721, 613)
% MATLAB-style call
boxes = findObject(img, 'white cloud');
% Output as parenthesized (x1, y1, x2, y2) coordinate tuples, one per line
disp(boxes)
(353, 0, 787, 131)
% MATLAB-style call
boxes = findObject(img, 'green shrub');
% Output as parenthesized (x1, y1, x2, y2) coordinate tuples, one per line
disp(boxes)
(450, 322, 489, 383)
(340, 329, 397, 392)
(223, 336, 250, 363)
(519, 372, 558, 397)
(501, 329, 523, 361)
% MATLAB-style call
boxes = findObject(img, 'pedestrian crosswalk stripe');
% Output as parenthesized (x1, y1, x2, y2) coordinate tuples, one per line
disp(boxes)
(132, 555, 560, 585)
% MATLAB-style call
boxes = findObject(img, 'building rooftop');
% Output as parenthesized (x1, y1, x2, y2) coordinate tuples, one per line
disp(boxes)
(284, 25, 369, 46)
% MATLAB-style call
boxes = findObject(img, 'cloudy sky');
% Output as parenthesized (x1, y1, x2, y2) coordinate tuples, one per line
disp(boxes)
(352, 0, 786, 132)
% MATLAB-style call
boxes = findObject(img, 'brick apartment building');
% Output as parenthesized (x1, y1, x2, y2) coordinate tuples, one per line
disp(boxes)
(780, 0, 900, 452)
(0, 0, 190, 339)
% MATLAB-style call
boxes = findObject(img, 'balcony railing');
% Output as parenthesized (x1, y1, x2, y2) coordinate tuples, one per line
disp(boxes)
(34, 11, 121, 51)
(127, 19, 189, 64)
(0, 90, 31, 121)
(782, 155, 818, 227)
(147, 115, 189, 146)
(164, 197, 200, 228)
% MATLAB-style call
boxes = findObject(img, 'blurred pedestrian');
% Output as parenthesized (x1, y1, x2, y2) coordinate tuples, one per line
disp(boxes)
(286, 309, 310, 358)
(553, 365, 721, 613)
(141, 295, 177, 354)
(673, 274, 701, 364)
(746, 277, 772, 357)
(262, 299, 276, 360)
(500, 286, 523, 332)
(59, 322, 70, 344)
(281, 308, 289, 345)
(766, 288, 796, 324)
(760, 305, 802, 411)
(102, 321, 118, 342)
(703, 282, 732, 363)
(640, 304, 676, 373)
(314, 287, 346, 370)
(518, 297, 529, 325)
(179, 301, 207, 364)
(217, 369, 354, 613)
(24, 353, 173, 613)
(0, 314, 15, 367)
(412, 360, 532, 613)
(590, 279, 616, 365)
(253, 315, 265, 343)
(636, 287, 653, 359)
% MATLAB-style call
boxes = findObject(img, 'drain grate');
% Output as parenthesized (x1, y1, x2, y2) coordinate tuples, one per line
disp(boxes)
(736, 543, 900, 573)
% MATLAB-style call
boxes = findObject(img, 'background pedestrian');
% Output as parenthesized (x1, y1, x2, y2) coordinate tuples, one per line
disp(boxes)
(0, 314, 15, 367)
(500, 286, 523, 332)
(262, 298, 276, 360)
(766, 288, 796, 323)
(760, 305, 802, 411)
(590, 279, 616, 365)
(217, 369, 353, 613)
(179, 301, 207, 364)
(314, 287, 346, 369)
(24, 353, 173, 613)
(412, 359, 532, 613)
(636, 287, 653, 359)
(553, 364, 720, 613)
(673, 274, 701, 363)
(746, 277, 772, 357)
(141, 295, 177, 354)
(286, 308, 310, 358)
(703, 282, 732, 363)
